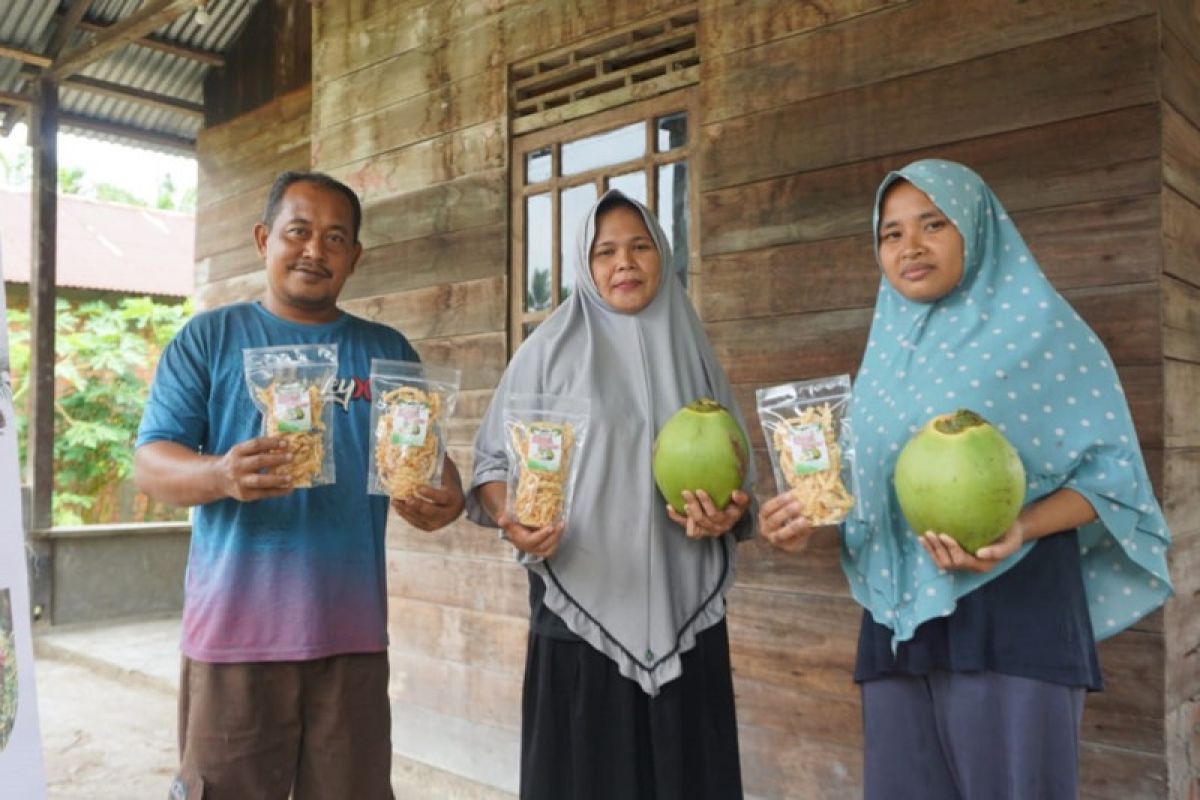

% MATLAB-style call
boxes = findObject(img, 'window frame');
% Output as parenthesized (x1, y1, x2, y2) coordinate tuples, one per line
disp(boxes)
(509, 88, 701, 352)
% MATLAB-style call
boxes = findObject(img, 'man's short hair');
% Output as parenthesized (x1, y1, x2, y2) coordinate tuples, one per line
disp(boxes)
(262, 171, 363, 243)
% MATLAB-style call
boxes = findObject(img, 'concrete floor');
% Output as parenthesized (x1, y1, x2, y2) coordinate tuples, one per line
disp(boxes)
(34, 617, 181, 800)
(31, 616, 514, 800)
(35, 658, 178, 799)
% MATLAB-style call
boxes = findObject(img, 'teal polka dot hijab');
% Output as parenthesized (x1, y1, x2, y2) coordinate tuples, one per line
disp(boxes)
(843, 159, 1171, 646)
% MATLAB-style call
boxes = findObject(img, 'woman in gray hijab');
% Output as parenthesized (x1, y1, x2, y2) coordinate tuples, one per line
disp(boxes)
(468, 190, 755, 799)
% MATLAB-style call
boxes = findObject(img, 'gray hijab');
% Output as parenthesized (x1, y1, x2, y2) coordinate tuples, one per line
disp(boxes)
(467, 189, 755, 695)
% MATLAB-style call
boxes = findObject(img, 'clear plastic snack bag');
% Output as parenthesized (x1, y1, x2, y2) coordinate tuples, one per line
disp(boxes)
(503, 394, 590, 530)
(756, 374, 858, 525)
(369, 360, 461, 499)
(243, 343, 338, 488)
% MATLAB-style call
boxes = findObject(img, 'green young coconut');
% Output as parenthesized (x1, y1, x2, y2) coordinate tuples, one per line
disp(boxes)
(893, 409, 1027, 554)
(652, 399, 750, 515)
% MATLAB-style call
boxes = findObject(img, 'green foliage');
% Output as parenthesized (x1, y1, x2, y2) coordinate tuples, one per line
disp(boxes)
(6, 296, 191, 525)
(526, 267, 551, 312)
(57, 166, 86, 195)
(156, 174, 177, 210)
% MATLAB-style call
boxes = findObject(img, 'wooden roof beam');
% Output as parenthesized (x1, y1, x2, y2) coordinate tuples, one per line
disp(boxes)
(0, 90, 33, 108)
(0, 0, 91, 133)
(1, 71, 202, 120)
(64, 75, 204, 120)
(45, 0, 96, 61)
(0, 43, 51, 69)
(74, 18, 224, 67)
(0, 93, 195, 153)
(49, 0, 198, 81)
(57, 112, 195, 155)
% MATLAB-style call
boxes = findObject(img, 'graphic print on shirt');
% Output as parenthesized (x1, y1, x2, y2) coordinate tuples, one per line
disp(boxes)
(322, 375, 372, 411)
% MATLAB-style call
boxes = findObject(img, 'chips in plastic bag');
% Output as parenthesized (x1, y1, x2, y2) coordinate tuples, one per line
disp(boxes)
(503, 394, 590, 529)
(369, 360, 460, 499)
(756, 374, 858, 525)
(243, 343, 338, 488)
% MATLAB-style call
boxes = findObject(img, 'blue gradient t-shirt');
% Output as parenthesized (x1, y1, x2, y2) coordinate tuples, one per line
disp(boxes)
(137, 301, 418, 662)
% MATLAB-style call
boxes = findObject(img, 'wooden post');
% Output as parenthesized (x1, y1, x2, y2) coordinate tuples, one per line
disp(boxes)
(28, 78, 57, 532)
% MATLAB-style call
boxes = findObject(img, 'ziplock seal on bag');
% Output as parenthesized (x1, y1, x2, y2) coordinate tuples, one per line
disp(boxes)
(756, 374, 859, 525)
(369, 359, 461, 498)
(243, 343, 338, 489)
(503, 394, 590, 530)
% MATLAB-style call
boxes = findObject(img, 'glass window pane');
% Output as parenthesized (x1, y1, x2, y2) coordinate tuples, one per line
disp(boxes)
(656, 111, 688, 152)
(656, 161, 690, 285)
(608, 171, 646, 205)
(522, 322, 539, 340)
(560, 183, 598, 301)
(526, 147, 552, 184)
(525, 193, 552, 312)
(562, 122, 645, 176)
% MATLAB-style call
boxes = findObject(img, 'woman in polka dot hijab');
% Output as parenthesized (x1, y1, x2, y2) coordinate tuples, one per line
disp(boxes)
(760, 158, 1172, 798)
(840, 158, 1171, 647)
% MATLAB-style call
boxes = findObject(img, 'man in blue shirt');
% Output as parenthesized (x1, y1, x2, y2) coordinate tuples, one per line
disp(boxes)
(135, 171, 464, 799)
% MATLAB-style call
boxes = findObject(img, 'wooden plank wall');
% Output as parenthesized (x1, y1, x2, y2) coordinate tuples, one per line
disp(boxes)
(202, 0, 312, 127)
(297, 1, 1183, 797)
(1160, 1, 1200, 797)
(194, 86, 312, 309)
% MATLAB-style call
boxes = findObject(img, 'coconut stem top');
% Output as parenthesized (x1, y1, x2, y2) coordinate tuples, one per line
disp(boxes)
(934, 408, 988, 435)
(688, 398, 722, 414)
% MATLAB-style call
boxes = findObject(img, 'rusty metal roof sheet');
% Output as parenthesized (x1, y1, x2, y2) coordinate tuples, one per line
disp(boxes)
(1, 187, 194, 296)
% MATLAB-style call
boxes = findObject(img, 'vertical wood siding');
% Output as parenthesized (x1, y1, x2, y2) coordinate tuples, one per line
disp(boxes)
(1161, 2, 1200, 796)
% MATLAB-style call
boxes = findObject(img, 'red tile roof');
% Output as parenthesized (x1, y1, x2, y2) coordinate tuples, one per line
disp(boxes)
(0, 188, 193, 297)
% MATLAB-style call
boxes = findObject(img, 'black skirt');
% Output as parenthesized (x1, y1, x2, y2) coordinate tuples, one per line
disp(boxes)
(855, 530, 1103, 691)
(520, 617, 743, 800)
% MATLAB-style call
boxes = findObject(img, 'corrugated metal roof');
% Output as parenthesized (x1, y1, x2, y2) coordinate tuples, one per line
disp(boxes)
(0, 0, 260, 154)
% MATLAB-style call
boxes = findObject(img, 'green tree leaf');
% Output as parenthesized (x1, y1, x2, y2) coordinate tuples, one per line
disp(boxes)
(6, 295, 190, 525)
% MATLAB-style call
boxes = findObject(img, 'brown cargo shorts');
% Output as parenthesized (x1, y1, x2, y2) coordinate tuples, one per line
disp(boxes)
(169, 652, 394, 800)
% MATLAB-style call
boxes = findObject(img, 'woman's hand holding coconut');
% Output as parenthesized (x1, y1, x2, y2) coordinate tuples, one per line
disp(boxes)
(667, 488, 751, 539)
(919, 519, 1026, 574)
(921, 486, 1098, 574)
(652, 398, 753, 540)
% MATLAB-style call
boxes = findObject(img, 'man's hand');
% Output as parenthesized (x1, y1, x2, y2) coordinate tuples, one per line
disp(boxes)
(391, 455, 465, 531)
(392, 484, 466, 531)
(135, 438, 294, 507)
(214, 437, 294, 502)
(757, 491, 816, 554)
(666, 489, 750, 539)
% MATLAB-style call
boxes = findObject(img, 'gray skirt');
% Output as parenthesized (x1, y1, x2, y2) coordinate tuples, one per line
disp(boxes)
(862, 670, 1085, 800)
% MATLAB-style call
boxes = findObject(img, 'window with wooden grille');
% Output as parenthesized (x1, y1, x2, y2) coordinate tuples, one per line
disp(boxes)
(510, 6, 699, 135)
(508, 6, 702, 349)
(510, 90, 699, 348)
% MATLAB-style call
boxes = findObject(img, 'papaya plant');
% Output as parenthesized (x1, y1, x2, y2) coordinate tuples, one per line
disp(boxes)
(6, 296, 190, 526)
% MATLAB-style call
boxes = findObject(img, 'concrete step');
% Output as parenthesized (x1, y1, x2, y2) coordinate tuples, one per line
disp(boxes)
(33, 614, 180, 696)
